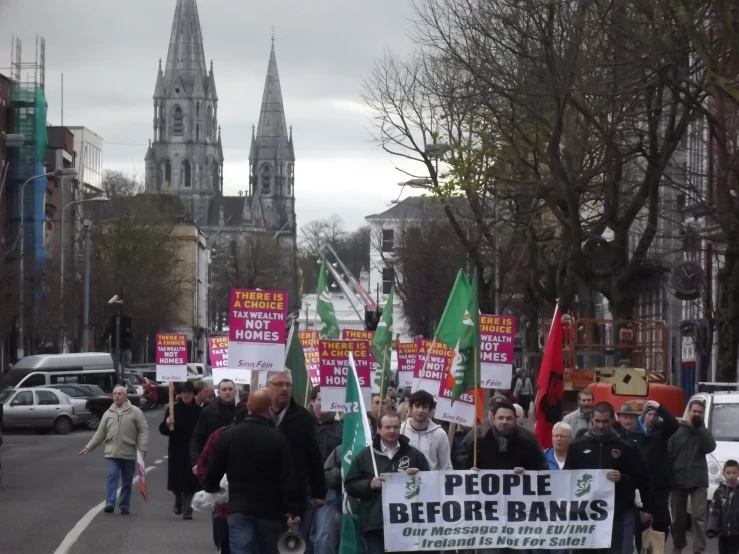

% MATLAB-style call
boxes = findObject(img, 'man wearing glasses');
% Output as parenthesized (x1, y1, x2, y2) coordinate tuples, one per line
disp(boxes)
(267, 371, 327, 548)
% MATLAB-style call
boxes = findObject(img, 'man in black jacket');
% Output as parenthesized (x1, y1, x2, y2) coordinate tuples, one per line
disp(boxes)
(205, 389, 301, 554)
(628, 400, 680, 546)
(189, 379, 239, 465)
(565, 401, 655, 554)
(345, 411, 429, 554)
(456, 399, 548, 471)
(668, 399, 717, 554)
(268, 371, 327, 521)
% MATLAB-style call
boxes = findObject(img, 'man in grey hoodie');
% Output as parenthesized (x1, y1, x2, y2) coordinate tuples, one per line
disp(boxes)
(401, 390, 452, 470)
(563, 389, 594, 436)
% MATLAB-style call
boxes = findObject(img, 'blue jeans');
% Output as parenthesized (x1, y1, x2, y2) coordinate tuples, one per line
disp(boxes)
(227, 512, 283, 554)
(306, 489, 341, 554)
(105, 458, 136, 510)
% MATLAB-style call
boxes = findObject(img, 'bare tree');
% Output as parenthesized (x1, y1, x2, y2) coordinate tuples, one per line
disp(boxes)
(101, 170, 144, 198)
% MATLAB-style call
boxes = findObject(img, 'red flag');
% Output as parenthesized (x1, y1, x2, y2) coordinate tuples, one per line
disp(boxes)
(534, 303, 564, 449)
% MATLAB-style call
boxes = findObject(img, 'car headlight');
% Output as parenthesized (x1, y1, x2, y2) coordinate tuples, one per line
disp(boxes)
(707, 456, 722, 485)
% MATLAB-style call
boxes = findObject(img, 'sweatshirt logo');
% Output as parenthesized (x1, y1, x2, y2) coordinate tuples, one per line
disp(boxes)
(611, 448, 621, 459)
(398, 456, 410, 470)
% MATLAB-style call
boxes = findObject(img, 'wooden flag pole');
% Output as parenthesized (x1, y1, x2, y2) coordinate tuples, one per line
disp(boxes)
(473, 346, 479, 469)
(168, 382, 175, 431)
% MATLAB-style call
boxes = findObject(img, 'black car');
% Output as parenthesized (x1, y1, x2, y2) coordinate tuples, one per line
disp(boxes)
(46, 384, 114, 430)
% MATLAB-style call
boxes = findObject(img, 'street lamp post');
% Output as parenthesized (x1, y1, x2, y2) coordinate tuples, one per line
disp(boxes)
(81, 219, 92, 352)
(18, 169, 74, 359)
(60, 194, 107, 352)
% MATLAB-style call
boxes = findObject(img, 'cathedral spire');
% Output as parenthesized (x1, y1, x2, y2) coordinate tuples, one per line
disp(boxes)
(163, 0, 208, 96)
(250, 38, 292, 162)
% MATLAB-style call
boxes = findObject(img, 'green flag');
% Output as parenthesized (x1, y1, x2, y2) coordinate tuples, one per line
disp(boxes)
(371, 287, 394, 399)
(285, 324, 310, 406)
(317, 258, 340, 339)
(339, 353, 374, 554)
(435, 269, 471, 348)
(450, 270, 481, 403)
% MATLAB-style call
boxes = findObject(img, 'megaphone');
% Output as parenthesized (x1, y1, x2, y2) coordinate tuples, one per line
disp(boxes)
(277, 514, 306, 554)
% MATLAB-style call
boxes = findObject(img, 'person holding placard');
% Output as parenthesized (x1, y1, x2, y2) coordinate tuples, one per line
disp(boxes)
(345, 411, 429, 554)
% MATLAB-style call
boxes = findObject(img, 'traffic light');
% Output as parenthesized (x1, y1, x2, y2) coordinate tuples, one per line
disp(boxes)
(109, 315, 133, 350)
(365, 308, 383, 331)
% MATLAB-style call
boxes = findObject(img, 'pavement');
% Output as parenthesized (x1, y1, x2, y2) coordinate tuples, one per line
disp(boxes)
(0, 409, 213, 554)
(0, 409, 720, 553)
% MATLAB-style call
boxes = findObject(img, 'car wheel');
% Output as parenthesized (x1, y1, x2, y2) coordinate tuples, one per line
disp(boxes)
(54, 416, 73, 435)
(87, 412, 101, 430)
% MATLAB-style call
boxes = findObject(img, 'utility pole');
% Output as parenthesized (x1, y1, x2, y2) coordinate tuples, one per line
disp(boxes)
(81, 220, 92, 352)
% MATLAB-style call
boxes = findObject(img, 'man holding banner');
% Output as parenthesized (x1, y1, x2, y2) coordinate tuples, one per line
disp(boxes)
(345, 411, 429, 554)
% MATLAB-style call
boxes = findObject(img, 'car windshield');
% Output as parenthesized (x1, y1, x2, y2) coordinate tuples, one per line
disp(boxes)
(125, 374, 143, 385)
(710, 403, 739, 441)
(0, 389, 14, 404)
(0, 369, 28, 389)
(79, 385, 107, 396)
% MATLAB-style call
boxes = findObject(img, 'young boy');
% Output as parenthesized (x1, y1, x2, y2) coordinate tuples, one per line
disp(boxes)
(708, 459, 739, 554)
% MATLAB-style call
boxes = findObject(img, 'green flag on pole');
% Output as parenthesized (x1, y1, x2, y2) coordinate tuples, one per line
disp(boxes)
(285, 324, 310, 406)
(339, 353, 374, 554)
(371, 287, 394, 399)
(317, 258, 340, 339)
(435, 269, 471, 348)
(450, 269, 481, 403)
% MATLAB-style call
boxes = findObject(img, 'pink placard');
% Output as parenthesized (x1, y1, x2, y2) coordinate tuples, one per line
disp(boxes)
(396, 342, 417, 388)
(156, 333, 187, 382)
(299, 330, 320, 387)
(228, 289, 288, 371)
(412, 338, 455, 397)
(209, 336, 228, 368)
(480, 315, 517, 388)
(319, 339, 372, 412)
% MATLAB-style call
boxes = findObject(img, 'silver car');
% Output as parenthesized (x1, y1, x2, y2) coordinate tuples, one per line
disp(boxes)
(0, 387, 90, 435)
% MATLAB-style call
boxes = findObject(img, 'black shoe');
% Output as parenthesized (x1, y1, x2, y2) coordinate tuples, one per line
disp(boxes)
(182, 493, 193, 520)
(103, 506, 114, 514)
(174, 495, 183, 515)
(120, 508, 130, 515)
(183, 511, 193, 520)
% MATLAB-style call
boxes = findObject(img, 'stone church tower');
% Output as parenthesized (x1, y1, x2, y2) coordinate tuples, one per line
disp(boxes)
(144, 0, 224, 226)
(248, 39, 296, 235)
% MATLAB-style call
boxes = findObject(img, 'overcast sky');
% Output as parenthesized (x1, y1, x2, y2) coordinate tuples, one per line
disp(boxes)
(0, 0, 425, 230)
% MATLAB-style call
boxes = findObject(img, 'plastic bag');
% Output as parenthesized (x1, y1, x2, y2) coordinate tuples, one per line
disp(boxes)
(191, 475, 228, 512)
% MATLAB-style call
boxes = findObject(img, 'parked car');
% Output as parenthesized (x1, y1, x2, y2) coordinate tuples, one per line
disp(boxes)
(43, 384, 114, 430)
(0, 388, 90, 435)
(683, 390, 739, 502)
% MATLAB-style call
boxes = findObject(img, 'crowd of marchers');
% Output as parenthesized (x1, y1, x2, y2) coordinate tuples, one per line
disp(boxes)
(76, 371, 739, 554)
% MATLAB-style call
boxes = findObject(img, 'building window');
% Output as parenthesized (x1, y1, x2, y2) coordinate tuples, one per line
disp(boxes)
(181, 160, 191, 188)
(162, 161, 172, 189)
(260, 164, 272, 195)
(207, 106, 213, 138)
(196, 124, 200, 142)
(382, 267, 395, 294)
(382, 229, 394, 252)
(172, 105, 184, 136)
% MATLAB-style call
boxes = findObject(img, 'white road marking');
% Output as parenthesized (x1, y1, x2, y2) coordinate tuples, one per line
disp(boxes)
(154, 459, 164, 465)
(163, 455, 168, 459)
(52, 465, 158, 554)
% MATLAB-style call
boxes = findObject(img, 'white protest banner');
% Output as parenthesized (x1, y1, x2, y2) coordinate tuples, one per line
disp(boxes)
(480, 315, 516, 388)
(382, 470, 615, 551)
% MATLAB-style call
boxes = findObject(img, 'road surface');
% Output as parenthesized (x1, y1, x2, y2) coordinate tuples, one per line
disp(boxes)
(0, 409, 213, 553)
(0, 409, 720, 553)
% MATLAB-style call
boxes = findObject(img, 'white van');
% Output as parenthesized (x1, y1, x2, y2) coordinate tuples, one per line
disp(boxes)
(1, 353, 118, 393)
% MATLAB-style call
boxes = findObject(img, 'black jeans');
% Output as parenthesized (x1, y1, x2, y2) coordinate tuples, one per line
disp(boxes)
(518, 394, 531, 417)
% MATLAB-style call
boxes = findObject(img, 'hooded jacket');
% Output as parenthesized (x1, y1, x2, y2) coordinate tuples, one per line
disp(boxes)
(564, 428, 654, 517)
(668, 421, 716, 489)
(708, 482, 739, 538)
(345, 434, 429, 534)
(85, 401, 149, 460)
(189, 398, 239, 463)
(627, 405, 680, 491)
(401, 419, 452, 470)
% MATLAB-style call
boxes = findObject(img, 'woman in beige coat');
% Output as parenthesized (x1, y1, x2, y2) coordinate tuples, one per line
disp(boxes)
(80, 386, 149, 514)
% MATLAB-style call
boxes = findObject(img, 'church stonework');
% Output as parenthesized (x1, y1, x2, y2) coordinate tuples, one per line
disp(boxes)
(144, 0, 298, 307)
